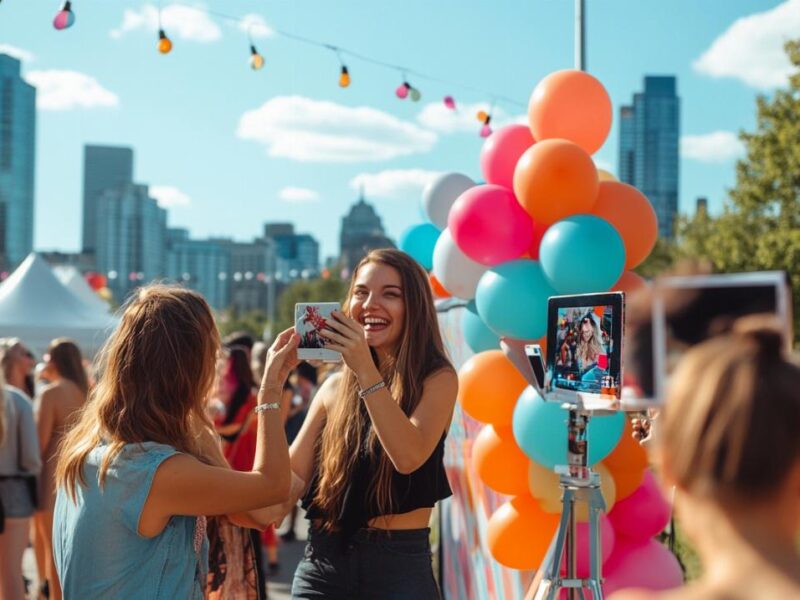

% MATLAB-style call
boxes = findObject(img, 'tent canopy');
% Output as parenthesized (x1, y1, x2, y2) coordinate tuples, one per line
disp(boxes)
(53, 265, 112, 315)
(0, 254, 118, 357)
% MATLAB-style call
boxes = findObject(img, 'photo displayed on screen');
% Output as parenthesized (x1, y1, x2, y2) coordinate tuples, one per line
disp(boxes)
(296, 304, 331, 349)
(552, 305, 618, 395)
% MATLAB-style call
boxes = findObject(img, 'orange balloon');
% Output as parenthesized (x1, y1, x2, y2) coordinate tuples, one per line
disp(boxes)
(513, 139, 599, 225)
(429, 274, 451, 299)
(591, 181, 658, 269)
(604, 420, 649, 500)
(612, 271, 648, 296)
(472, 425, 531, 495)
(528, 69, 612, 155)
(487, 494, 560, 570)
(457, 350, 528, 425)
(597, 168, 618, 182)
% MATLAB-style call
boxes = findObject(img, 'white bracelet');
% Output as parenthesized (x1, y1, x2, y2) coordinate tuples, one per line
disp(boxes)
(358, 380, 386, 400)
(254, 402, 280, 414)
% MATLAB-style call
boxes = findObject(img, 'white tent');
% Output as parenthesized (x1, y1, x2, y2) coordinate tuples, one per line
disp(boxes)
(52, 265, 112, 315)
(0, 254, 118, 357)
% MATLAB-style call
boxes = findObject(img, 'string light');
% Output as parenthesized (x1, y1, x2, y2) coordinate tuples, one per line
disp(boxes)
(250, 44, 265, 70)
(339, 65, 351, 88)
(409, 87, 421, 102)
(53, 1, 75, 30)
(443, 96, 456, 110)
(396, 80, 411, 99)
(158, 29, 173, 54)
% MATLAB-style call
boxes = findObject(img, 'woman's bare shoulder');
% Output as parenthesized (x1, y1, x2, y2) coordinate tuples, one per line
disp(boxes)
(316, 371, 343, 411)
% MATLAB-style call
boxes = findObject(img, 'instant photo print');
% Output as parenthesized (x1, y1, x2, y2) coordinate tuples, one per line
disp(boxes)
(545, 292, 625, 410)
(294, 302, 342, 362)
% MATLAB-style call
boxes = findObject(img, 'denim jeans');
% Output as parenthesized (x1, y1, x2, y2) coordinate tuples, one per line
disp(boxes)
(292, 527, 441, 600)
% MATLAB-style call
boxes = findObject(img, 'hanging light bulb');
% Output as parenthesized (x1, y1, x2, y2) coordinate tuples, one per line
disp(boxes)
(409, 87, 422, 102)
(479, 114, 492, 137)
(53, 1, 75, 30)
(476, 110, 489, 123)
(339, 65, 350, 88)
(395, 81, 411, 99)
(250, 45, 265, 70)
(158, 29, 173, 54)
(443, 96, 456, 110)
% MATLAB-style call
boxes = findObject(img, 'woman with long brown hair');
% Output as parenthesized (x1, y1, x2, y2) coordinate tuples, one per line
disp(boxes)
(288, 248, 458, 599)
(53, 285, 298, 599)
(33, 339, 89, 600)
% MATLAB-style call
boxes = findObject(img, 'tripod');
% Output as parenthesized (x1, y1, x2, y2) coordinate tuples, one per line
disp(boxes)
(530, 408, 607, 600)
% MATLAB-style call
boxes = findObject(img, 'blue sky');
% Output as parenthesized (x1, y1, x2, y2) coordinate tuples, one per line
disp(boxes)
(1, 0, 798, 260)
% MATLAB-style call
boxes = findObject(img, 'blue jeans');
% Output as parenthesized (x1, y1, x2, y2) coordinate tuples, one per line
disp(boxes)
(292, 527, 441, 600)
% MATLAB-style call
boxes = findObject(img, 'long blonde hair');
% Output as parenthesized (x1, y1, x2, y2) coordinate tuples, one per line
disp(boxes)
(314, 249, 452, 526)
(56, 285, 220, 500)
(576, 313, 603, 368)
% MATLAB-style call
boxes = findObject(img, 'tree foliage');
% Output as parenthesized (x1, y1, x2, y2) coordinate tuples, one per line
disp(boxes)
(638, 39, 800, 336)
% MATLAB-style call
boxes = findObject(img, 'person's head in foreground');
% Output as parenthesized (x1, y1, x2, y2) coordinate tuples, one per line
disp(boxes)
(613, 316, 800, 600)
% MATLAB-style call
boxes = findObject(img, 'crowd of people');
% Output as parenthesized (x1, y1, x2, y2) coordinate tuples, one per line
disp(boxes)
(0, 246, 797, 599)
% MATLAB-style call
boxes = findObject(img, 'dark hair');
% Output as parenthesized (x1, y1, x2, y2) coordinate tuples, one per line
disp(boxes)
(223, 331, 255, 352)
(223, 346, 255, 425)
(662, 316, 800, 503)
(48, 338, 89, 395)
(295, 361, 318, 386)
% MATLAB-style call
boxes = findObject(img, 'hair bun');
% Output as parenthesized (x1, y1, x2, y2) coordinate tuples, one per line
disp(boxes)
(732, 315, 784, 359)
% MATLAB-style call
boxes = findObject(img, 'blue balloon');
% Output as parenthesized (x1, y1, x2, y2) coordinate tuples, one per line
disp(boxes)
(475, 259, 556, 340)
(399, 223, 441, 270)
(512, 386, 625, 469)
(462, 300, 500, 353)
(539, 215, 626, 294)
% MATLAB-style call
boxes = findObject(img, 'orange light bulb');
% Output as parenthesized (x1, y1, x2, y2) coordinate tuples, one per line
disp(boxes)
(476, 110, 488, 123)
(158, 30, 172, 54)
(250, 45, 264, 70)
(339, 65, 350, 88)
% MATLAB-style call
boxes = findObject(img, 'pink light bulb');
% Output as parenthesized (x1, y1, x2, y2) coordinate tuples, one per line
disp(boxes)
(395, 82, 410, 99)
(53, 2, 75, 30)
(443, 96, 456, 110)
(480, 124, 493, 138)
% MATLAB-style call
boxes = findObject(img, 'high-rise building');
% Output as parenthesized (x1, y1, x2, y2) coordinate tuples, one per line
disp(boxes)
(95, 184, 166, 301)
(165, 228, 231, 310)
(618, 76, 680, 238)
(339, 193, 394, 273)
(223, 238, 275, 313)
(263, 223, 320, 281)
(0, 54, 36, 269)
(82, 145, 134, 253)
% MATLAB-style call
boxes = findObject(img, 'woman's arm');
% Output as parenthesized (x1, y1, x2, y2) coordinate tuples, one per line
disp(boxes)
(142, 329, 299, 533)
(35, 386, 56, 455)
(15, 391, 42, 475)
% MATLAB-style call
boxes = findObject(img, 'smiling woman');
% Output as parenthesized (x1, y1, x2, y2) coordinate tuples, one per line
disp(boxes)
(285, 248, 458, 599)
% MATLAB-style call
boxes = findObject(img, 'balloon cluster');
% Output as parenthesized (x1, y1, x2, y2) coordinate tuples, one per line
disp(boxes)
(399, 69, 677, 592)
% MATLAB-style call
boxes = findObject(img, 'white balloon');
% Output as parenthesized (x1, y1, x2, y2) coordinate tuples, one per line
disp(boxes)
(423, 172, 475, 229)
(432, 229, 488, 300)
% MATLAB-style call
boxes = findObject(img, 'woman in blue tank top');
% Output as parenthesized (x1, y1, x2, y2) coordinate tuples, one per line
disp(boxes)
(53, 285, 301, 599)
(287, 249, 459, 599)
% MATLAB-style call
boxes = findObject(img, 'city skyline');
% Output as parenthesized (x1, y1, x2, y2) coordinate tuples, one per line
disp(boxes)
(0, 1, 797, 260)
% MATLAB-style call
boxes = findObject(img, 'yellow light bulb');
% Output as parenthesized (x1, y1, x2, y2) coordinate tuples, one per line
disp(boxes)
(158, 30, 172, 54)
(476, 110, 488, 123)
(339, 65, 350, 88)
(251, 53, 264, 70)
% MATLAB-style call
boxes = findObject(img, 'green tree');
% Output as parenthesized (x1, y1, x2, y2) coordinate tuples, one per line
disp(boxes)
(274, 276, 350, 333)
(217, 307, 269, 340)
(643, 39, 800, 336)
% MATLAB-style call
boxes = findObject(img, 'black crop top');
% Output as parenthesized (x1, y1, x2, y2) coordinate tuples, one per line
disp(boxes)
(301, 412, 452, 538)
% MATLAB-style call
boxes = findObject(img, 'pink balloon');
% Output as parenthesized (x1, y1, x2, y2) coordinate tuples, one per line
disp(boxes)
(448, 184, 533, 266)
(603, 538, 683, 595)
(480, 125, 535, 189)
(608, 470, 671, 542)
(528, 220, 549, 260)
(559, 514, 615, 579)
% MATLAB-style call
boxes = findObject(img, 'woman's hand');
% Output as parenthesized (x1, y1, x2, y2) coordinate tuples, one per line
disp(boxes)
(263, 327, 300, 387)
(321, 310, 375, 378)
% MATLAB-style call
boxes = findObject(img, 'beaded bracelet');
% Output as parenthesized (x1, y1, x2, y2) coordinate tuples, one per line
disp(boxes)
(358, 380, 386, 400)
(254, 402, 281, 414)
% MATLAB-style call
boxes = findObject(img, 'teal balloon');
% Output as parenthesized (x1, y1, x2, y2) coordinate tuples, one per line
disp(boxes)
(539, 215, 626, 294)
(512, 386, 625, 469)
(399, 223, 441, 270)
(462, 300, 500, 353)
(475, 259, 556, 339)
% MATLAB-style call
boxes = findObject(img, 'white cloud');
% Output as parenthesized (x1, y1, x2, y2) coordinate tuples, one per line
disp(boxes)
(681, 131, 745, 164)
(278, 187, 320, 203)
(416, 101, 526, 134)
(150, 185, 191, 208)
(0, 44, 35, 63)
(693, 0, 800, 89)
(110, 4, 221, 42)
(237, 96, 437, 162)
(593, 158, 614, 172)
(25, 70, 119, 111)
(238, 14, 274, 39)
(349, 169, 444, 201)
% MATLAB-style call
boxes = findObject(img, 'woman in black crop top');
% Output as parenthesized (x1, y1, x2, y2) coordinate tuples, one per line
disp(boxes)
(286, 248, 458, 599)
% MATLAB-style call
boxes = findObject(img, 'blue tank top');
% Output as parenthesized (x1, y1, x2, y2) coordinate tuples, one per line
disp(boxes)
(54, 441, 209, 600)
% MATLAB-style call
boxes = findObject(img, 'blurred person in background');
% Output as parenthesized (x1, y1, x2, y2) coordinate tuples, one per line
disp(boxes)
(0, 338, 36, 400)
(0, 353, 41, 600)
(33, 339, 89, 600)
(611, 317, 800, 600)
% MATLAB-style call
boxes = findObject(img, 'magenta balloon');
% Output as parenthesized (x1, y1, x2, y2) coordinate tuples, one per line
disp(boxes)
(448, 184, 533, 266)
(603, 538, 683, 595)
(479, 125, 535, 189)
(607, 470, 671, 541)
(559, 516, 615, 579)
